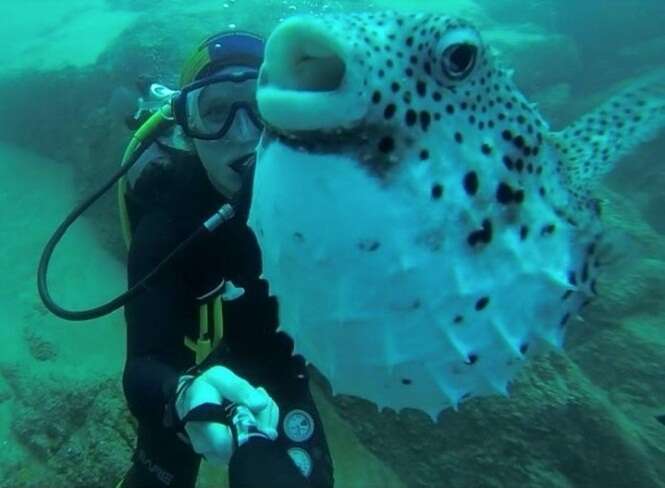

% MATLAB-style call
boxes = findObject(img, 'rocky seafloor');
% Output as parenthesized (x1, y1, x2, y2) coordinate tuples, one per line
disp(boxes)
(0, 1, 664, 487)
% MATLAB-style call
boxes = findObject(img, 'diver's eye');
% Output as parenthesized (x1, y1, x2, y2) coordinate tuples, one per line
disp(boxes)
(204, 103, 231, 121)
(441, 43, 477, 80)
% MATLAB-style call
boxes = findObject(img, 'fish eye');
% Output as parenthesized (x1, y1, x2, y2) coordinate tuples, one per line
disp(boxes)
(436, 28, 481, 82)
(442, 43, 477, 79)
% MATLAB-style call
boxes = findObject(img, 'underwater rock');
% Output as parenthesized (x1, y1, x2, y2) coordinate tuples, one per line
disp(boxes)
(0, 365, 133, 487)
(322, 347, 665, 488)
(583, 188, 665, 321)
(9, 374, 103, 459)
(23, 327, 58, 362)
(644, 191, 665, 235)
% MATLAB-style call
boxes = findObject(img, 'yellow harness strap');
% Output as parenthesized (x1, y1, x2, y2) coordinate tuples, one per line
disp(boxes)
(185, 296, 225, 364)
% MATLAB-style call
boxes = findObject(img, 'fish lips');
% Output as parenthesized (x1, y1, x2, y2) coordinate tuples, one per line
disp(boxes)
(260, 124, 365, 155)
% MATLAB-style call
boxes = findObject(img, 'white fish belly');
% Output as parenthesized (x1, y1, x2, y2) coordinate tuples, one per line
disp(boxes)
(249, 140, 581, 418)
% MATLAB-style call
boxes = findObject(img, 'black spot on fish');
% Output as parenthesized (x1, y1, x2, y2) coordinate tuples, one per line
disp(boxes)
(475, 296, 490, 310)
(496, 183, 514, 204)
(561, 289, 574, 301)
(431, 183, 444, 200)
(405, 109, 417, 126)
(401, 378, 413, 385)
(464, 171, 479, 195)
(359, 240, 381, 252)
(465, 353, 479, 365)
(560, 313, 571, 327)
(378, 136, 395, 153)
(541, 224, 556, 236)
(513, 136, 525, 149)
(384, 104, 396, 119)
(568, 271, 578, 286)
(468, 219, 493, 246)
(514, 190, 525, 204)
(515, 159, 525, 172)
(420, 111, 431, 131)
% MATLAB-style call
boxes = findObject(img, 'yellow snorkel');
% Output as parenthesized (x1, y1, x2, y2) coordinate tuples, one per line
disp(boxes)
(118, 103, 176, 249)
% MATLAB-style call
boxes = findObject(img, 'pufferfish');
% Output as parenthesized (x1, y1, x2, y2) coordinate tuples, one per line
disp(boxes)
(247, 11, 665, 418)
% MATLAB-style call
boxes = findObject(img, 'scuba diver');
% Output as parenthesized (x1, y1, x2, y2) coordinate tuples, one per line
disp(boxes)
(117, 31, 334, 488)
(37, 30, 334, 488)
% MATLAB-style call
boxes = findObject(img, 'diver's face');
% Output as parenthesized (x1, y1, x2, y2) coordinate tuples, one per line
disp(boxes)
(191, 66, 262, 198)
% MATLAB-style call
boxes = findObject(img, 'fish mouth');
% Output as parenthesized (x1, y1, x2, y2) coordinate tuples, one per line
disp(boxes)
(257, 16, 370, 138)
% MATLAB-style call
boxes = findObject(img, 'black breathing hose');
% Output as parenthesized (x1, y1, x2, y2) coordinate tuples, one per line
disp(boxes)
(37, 136, 236, 322)
(37, 137, 156, 321)
(38, 106, 241, 322)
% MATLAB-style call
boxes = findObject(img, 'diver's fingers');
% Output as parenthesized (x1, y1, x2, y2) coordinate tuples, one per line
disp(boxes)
(202, 366, 267, 410)
(252, 387, 280, 440)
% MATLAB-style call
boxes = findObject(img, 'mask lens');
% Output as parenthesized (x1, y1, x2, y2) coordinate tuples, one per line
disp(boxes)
(182, 74, 259, 140)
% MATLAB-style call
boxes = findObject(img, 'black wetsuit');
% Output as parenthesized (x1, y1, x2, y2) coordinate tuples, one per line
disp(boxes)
(120, 146, 334, 488)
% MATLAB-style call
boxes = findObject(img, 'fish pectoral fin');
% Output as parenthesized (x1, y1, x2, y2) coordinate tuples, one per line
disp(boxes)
(552, 70, 665, 185)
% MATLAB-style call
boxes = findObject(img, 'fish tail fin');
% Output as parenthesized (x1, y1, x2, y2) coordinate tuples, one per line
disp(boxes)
(552, 70, 665, 185)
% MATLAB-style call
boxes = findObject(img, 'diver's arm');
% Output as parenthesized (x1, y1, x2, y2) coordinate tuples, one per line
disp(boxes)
(122, 210, 191, 427)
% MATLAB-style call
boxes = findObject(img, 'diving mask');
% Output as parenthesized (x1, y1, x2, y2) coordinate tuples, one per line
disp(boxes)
(173, 70, 263, 140)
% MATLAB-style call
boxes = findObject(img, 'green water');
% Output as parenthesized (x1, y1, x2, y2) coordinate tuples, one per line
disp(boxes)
(0, 1, 664, 487)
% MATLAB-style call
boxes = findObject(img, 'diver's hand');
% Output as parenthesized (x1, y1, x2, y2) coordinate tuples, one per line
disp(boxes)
(175, 366, 279, 465)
